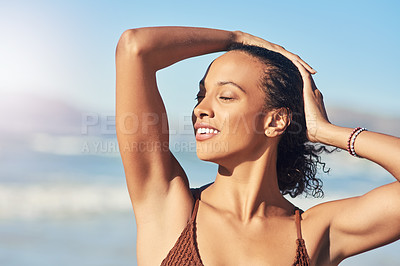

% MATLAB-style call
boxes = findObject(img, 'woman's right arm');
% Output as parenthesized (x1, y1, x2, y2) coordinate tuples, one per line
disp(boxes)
(116, 27, 240, 263)
(116, 27, 235, 208)
(115, 27, 241, 237)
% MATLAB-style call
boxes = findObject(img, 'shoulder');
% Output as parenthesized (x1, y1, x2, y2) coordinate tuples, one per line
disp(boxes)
(297, 197, 361, 262)
(300, 195, 362, 235)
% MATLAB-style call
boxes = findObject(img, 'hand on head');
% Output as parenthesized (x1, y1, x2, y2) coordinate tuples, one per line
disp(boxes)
(235, 30, 317, 74)
(291, 60, 330, 143)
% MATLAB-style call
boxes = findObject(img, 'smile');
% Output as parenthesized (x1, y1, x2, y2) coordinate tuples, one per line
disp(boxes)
(197, 128, 220, 134)
(196, 127, 220, 141)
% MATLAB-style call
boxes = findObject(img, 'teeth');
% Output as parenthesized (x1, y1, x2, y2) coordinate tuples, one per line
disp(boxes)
(197, 127, 220, 134)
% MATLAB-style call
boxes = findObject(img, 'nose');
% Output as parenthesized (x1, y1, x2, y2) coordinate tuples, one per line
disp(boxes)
(193, 96, 215, 119)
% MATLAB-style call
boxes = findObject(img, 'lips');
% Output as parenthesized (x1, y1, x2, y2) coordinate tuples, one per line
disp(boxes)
(194, 122, 220, 141)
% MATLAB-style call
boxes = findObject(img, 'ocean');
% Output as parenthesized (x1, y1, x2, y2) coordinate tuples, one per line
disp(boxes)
(1, 138, 399, 265)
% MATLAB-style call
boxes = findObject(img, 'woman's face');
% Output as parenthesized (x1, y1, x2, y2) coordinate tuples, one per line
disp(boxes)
(192, 51, 271, 166)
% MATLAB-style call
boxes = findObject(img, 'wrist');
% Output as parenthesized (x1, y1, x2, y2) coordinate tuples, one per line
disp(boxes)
(313, 122, 333, 144)
(315, 123, 356, 151)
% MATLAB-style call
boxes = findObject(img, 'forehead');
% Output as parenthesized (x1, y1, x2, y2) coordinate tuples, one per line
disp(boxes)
(203, 51, 265, 91)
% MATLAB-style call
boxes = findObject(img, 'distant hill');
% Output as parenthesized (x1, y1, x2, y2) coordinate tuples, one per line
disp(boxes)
(0, 94, 398, 152)
(327, 106, 400, 137)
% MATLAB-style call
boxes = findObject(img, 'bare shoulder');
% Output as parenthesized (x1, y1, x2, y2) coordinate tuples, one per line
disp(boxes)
(295, 196, 359, 265)
(300, 182, 400, 264)
(300, 192, 367, 242)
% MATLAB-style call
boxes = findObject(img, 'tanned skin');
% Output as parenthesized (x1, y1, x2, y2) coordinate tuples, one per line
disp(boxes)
(115, 27, 400, 266)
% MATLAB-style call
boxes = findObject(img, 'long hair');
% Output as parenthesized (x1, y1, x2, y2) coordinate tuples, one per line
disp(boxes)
(228, 44, 330, 198)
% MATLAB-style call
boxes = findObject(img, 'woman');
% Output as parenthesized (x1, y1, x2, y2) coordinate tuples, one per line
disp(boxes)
(115, 27, 400, 265)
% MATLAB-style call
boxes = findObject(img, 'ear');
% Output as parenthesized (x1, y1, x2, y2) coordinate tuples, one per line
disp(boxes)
(264, 108, 291, 137)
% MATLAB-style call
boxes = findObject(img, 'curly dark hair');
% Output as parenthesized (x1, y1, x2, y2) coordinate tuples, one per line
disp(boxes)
(228, 44, 330, 198)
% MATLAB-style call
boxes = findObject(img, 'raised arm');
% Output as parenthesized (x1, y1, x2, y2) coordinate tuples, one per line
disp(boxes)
(115, 27, 240, 264)
(115, 27, 236, 219)
(293, 60, 400, 264)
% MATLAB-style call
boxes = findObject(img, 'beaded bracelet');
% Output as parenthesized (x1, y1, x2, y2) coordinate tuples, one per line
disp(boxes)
(347, 127, 367, 158)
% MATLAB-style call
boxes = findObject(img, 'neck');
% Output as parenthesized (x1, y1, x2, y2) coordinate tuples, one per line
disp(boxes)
(204, 146, 294, 223)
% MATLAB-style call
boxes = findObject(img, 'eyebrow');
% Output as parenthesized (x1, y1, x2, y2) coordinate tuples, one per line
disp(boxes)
(198, 80, 247, 94)
(218, 81, 247, 94)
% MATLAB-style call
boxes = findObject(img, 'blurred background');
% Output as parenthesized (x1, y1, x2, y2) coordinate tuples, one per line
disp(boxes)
(0, 0, 399, 265)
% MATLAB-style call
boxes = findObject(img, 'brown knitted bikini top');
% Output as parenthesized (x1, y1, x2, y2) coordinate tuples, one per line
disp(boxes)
(161, 188, 310, 266)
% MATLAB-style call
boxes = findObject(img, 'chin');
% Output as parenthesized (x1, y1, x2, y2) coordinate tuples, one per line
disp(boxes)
(195, 141, 230, 163)
(195, 140, 249, 168)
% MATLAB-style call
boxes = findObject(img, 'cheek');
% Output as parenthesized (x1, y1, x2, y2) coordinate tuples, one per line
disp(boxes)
(227, 111, 265, 137)
(219, 112, 266, 156)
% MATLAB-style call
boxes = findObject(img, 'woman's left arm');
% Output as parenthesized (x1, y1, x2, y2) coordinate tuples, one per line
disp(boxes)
(293, 60, 400, 262)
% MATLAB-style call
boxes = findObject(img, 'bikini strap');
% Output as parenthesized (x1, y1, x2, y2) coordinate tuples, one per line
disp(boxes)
(295, 207, 304, 240)
(190, 188, 201, 222)
(190, 198, 200, 222)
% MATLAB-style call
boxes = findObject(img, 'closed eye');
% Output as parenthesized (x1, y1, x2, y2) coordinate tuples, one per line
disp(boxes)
(219, 97, 233, 101)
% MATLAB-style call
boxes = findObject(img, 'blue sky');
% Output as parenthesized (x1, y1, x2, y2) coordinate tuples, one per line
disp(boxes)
(1, 0, 399, 119)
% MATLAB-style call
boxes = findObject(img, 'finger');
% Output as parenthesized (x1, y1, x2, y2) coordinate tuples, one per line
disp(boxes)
(281, 50, 316, 74)
(292, 59, 311, 79)
(292, 55, 317, 74)
(301, 61, 317, 75)
(291, 60, 314, 90)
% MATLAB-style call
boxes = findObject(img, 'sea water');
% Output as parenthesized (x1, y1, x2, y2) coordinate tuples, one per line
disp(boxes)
(1, 148, 399, 266)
